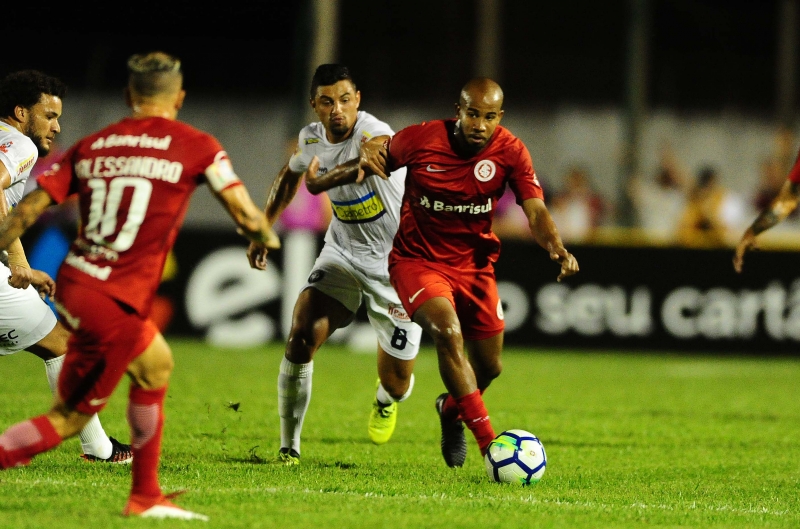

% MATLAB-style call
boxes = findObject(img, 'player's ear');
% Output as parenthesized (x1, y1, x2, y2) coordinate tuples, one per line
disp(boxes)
(309, 98, 316, 110)
(454, 102, 461, 117)
(123, 88, 133, 109)
(175, 90, 186, 110)
(355, 90, 361, 108)
(13, 105, 26, 124)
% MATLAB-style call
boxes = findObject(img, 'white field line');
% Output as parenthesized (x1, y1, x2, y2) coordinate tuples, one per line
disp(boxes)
(1, 476, 791, 517)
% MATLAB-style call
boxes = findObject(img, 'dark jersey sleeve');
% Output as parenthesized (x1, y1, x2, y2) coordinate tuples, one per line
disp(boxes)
(35, 142, 80, 204)
(507, 140, 544, 204)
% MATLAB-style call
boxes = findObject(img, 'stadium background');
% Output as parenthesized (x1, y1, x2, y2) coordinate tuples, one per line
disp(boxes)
(9, 0, 800, 353)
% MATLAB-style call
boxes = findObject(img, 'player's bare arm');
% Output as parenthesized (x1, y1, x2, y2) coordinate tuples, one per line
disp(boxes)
(733, 179, 800, 273)
(305, 154, 372, 194)
(0, 185, 55, 289)
(521, 197, 579, 282)
(216, 184, 280, 251)
(245, 163, 303, 270)
(357, 135, 391, 181)
(0, 165, 35, 289)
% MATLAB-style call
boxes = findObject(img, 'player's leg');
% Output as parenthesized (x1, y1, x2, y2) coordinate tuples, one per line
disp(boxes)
(464, 332, 504, 391)
(0, 275, 93, 468)
(392, 261, 498, 463)
(27, 320, 132, 463)
(437, 269, 506, 456)
(277, 254, 360, 462)
(123, 328, 206, 520)
(362, 279, 422, 444)
(369, 349, 415, 445)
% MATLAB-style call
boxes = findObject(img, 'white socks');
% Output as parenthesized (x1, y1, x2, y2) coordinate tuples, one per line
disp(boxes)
(277, 357, 313, 455)
(376, 373, 415, 405)
(44, 355, 113, 459)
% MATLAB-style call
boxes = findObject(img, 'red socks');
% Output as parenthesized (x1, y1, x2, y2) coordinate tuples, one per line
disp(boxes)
(455, 390, 496, 455)
(128, 385, 167, 498)
(0, 415, 62, 469)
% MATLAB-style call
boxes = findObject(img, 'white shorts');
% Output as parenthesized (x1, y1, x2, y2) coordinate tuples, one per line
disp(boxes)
(0, 262, 58, 355)
(302, 244, 422, 361)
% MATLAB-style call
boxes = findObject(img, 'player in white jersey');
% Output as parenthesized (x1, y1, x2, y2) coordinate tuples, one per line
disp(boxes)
(0, 70, 131, 463)
(247, 64, 422, 463)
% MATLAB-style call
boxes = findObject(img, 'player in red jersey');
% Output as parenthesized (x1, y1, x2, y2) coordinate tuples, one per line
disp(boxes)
(0, 52, 279, 520)
(359, 78, 579, 468)
(734, 149, 800, 272)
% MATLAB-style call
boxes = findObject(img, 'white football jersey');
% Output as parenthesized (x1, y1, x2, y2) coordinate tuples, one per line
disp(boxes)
(289, 111, 407, 274)
(0, 122, 37, 210)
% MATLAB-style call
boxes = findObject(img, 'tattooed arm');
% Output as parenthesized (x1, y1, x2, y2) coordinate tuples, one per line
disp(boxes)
(0, 189, 54, 253)
(733, 179, 800, 273)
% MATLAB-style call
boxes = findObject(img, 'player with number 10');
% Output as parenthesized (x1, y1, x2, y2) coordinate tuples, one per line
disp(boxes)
(0, 51, 279, 520)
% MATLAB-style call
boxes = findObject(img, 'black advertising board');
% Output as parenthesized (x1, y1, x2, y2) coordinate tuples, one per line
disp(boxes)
(56, 228, 800, 354)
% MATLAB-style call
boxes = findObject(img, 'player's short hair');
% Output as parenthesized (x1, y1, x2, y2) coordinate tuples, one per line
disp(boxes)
(0, 70, 67, 117)
(310, 64, 356, 99)
(127, 51, 183, 97)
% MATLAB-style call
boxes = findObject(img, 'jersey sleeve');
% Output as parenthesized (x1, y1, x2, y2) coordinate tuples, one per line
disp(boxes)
(0, 136, 37, 186)
(507, 141, 544, 203)
(357, 115, 394, 141)
(386, 125, 413, 172)
(192, 133, 242, 192)
(35, 144, 79, 204)
(288, 128, 313, 174)
(788, 149, 800, 183)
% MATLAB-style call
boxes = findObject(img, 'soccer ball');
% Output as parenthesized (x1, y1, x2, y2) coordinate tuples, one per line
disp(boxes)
(484, 429, 547, 485)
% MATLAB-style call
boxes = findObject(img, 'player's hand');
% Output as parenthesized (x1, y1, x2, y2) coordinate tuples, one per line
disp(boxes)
(551, 250, 579, 282)
(7, 263, 33, 290)
(247, 241, 269, 270)
(357, 136, 390, 182)
(30, 269, 56, 300)
(733, 230, 757, 273)
(237, 224, 280, 251)
(304, 155, 321, 185)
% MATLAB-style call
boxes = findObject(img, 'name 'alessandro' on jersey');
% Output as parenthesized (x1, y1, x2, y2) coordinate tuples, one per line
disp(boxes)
(74, 156, 183, 183)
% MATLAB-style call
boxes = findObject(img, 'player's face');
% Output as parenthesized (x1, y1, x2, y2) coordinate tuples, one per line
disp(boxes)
(454, 99, 504, 155)
(311, 80, 360, 143)
(20, 94, 62, 156)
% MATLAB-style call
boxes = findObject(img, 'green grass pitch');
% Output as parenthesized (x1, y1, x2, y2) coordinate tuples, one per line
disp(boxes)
(0, 339, 798, 528)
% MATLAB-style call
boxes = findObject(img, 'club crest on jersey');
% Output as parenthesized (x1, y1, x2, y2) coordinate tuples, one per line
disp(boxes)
(0, 141, 11, 154)
(474, 160, 496, 182)
(308, 269, 325, 283)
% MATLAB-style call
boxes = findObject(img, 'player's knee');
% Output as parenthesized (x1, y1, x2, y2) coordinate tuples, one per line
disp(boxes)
(429, 323, 463, 350)
(46, 403, 90, 439)
(286, 325, 322, 362)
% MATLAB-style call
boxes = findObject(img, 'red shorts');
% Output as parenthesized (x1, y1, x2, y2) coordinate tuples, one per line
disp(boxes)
(389, 259, 504, 341)
(54, 278, 158, 415)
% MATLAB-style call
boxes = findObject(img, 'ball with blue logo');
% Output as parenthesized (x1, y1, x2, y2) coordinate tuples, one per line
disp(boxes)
(484, 429, 547, 485)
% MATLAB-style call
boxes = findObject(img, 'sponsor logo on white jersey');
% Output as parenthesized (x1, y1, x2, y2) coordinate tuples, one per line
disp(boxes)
(91, 133, 172, 150)
(418, 195, 493, 214)
(474, 160, 496, 182)
(388, 303, 411, 321)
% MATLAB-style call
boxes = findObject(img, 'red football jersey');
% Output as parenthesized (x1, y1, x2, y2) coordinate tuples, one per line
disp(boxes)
(37, 117, 230, 316)
(387, 119, 544, 270)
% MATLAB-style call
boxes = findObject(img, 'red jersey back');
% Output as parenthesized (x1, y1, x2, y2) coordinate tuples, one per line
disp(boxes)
(387, 119, 543, 270)
(37, 117, 225, 315)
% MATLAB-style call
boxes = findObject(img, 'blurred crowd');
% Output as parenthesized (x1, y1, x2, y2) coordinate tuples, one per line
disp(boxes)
(493, 126, 800, 248)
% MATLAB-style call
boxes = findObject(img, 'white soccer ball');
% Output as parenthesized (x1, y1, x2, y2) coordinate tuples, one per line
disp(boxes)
(484, 429, 547, 485)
